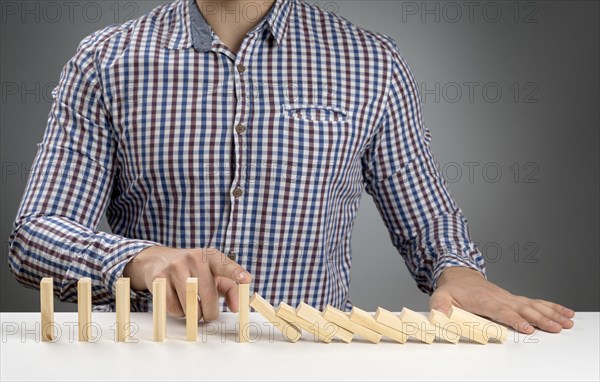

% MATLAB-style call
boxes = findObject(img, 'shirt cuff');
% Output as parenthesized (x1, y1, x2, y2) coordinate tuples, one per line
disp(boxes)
(431, 247, 487, 292)
(102, 238, 162, 307)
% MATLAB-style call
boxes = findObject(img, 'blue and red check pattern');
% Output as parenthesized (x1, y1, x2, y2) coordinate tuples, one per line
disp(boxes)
(8, 0, 486, 312)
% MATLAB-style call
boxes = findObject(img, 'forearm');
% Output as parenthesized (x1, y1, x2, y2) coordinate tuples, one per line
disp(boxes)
(368, 153, 486, 294)
(7, 214, 160, 305)
(416, 208, 486, 292)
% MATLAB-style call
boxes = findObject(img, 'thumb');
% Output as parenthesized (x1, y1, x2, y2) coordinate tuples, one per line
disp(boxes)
(429, 290, 453, 315)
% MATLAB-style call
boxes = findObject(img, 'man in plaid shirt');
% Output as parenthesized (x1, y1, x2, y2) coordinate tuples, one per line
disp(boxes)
(8, 0, 574, 335)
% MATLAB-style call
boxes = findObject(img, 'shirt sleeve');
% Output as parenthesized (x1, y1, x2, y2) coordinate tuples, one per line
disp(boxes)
(6, 29, 161, 310)
(361, 35, 486, 295)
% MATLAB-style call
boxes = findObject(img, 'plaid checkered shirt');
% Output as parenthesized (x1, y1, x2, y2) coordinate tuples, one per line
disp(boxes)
(8, 0, 486, 312)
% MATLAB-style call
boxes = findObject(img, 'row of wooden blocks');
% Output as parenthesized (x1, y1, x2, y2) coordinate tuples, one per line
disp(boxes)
(40, 277, 508, 344)
(242, 287, 508, 344)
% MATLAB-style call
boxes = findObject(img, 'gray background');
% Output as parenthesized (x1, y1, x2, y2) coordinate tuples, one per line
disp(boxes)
(1, 0, 598, 312)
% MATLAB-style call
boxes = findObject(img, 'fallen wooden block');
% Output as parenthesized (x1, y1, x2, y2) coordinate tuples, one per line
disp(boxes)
(115, 278, 130, 342)
(249, 293, 302, 342)
(276, 302, 331, 343)
(449, 306, 508, 342)
(186, 278, 198, 342)
(296, 302, 353, 343)
(398, 307, 437, 344)
(443, 307, 488, 344)
(350, 307, 407, 343)
(375, 307, 434, 343)
(323, 305, 381, 344)
(77, 278, 92, 342)
(428, 309, 461, 344)
(40, 277, 54, 342)
(238, 283, 250, 343)
(152, 278, 166, 342)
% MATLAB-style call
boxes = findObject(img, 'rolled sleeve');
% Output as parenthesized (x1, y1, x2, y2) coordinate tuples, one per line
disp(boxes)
(362, 35, 486, 294)
(7, 27, 162, 310)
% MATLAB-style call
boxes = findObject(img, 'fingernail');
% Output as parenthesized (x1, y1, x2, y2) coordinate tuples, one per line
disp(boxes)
(559, 316, 568, 323)
(238, 271, 249, 280)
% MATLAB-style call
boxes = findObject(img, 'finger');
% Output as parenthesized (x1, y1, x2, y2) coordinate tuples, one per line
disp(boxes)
(197, 295, 203, 321)
(493, 304, 535, 334)
(172, 277, 189, 318)
(166, 282, 185, 317)
(429, 290, 453, 315)
(204, 248, 252, 283)
(518, 305, 563, 333)
(165, 262, 191, 318)
(196, 265, 220, 322)
(216, 276, 239, 312)
(532, 301, 574, 329)
(535, 299, 575, 319)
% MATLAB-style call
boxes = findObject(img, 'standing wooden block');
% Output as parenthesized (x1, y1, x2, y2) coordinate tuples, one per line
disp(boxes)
(428, 309, 461, 344)
(186, 278, 198, 342)
(40, 278, 54, 342)
(153, 278, 166, 342)
(350, 306, 407, 343)
(77, 278, 92, 342)
(449, 306, 508, 342)
(323, 305, 382, 344)
(296, 302, 353, 343)
(238, 283, 250, 343)
(276, 302, 331, 343)
(398, 307, 437, 344)
(115, 278, 130, 342)
(249, 293, 302, 342)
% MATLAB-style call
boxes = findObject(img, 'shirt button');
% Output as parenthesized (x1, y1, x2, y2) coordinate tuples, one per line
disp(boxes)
(235, 123, 246, 134)
(232, 187, 243, 198)
(236, 63, 245, 73)
(227, 251, 236, 261)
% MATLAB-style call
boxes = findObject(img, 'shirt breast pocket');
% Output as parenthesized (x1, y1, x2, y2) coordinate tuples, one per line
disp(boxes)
(281, 103, 348, 123)
(277, 103, 350, 188)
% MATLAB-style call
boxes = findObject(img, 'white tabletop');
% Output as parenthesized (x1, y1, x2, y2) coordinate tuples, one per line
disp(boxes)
(1, 312, 598, 381)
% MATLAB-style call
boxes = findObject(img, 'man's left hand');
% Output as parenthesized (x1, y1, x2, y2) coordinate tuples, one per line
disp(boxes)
(429, 267, 575, 334)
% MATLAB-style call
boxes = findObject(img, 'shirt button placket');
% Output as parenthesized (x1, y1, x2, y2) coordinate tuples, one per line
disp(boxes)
(227, 46, 251, 264)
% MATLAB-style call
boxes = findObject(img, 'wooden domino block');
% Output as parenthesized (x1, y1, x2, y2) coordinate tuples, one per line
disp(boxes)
(442, 306, 488, 344)
(296, 302, 353, 343)
(40, 278, 54, 342)
(153, 278, 166, 341)
(249, 293, 302, 342)
(428, 309, 461, 344)
(397, 307, 436, 344)
(276, 302, 332, 343)
(323, 305, 382, 344)
(115, 278, 130, 342)
(449, 306, 508, 342)
(238, 283, 250, 343)
(77, 278, 92, 342)
(375, 307, 433, 343)
(350, 307, 407, 343)
(186, 277, 198, 342)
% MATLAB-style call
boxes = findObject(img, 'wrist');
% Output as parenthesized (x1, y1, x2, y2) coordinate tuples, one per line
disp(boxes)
(123, 245, 164, 291)
(437, 266, 484, 287)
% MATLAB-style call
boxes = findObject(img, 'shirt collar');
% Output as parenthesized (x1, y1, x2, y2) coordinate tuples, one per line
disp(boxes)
(163, 0, 293, 52)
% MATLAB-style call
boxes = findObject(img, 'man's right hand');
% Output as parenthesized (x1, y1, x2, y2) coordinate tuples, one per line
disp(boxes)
(123, 246, 252, 321)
